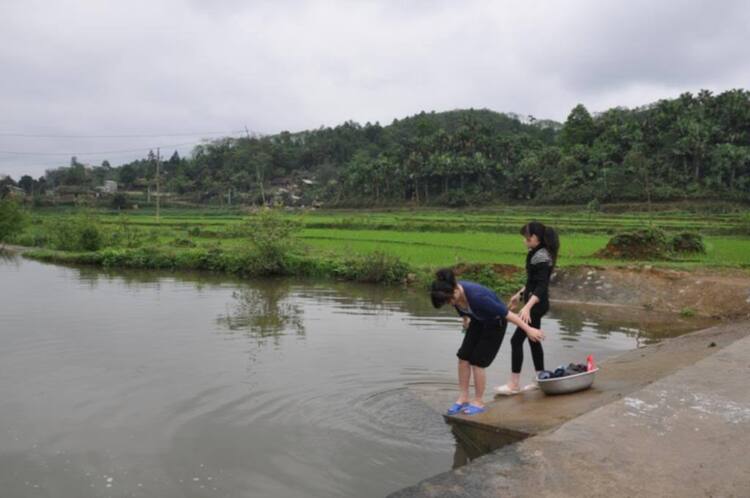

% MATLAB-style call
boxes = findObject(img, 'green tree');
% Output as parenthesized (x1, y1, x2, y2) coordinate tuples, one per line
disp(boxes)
(24, 90, 750, 206)
(111, 193, 130, 210)
(560, 104, 597, 149)
(243, 208, 302, 273)
(118, 164, 138, 189)
(0, 198, 26, 246)
(18, 175, 35, 194)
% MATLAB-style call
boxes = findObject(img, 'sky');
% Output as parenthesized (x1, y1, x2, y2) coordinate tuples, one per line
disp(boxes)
(1, 0, 749, 179)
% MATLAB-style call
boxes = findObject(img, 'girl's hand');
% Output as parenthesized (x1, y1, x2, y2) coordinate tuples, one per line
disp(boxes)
(519, 306, 531, 324)
(462, 315, 470, 331)
(527, 327, 545, 342)
(509, 293, 520, 311)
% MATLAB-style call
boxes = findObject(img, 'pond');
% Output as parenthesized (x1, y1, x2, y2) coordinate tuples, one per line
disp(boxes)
(0, 252, 704, 497)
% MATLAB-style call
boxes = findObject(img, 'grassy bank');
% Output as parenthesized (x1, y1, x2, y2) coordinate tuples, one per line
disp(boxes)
(10, 204, 750, 296)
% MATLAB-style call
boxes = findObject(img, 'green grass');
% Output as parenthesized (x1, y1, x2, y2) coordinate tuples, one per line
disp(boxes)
(30, 204, 750, 235)
(295, 229, 602, 266)
(294, 230, 750, 268)
(12, 206, 750, 274)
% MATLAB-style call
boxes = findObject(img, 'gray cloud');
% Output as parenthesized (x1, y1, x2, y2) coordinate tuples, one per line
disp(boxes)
(517, 0, 750, 92)
(1, 0, 749, 179)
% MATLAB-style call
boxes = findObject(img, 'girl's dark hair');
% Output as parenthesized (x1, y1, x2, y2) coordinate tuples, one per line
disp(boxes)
(430, 268, 457, 308)
(520, 221, 560, 267)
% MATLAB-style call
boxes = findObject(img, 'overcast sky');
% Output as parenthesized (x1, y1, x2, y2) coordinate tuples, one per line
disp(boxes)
(1, 0, 749, 179)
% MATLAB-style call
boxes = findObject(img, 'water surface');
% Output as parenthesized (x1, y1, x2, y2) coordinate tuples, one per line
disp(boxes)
(0, 253, 702, 497)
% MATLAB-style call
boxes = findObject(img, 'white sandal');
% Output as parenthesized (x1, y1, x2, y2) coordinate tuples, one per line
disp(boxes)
(521, 383, 539, 392)
(494, 384, 521, 396)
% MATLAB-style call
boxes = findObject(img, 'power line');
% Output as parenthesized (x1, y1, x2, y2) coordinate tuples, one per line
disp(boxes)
(0, 129, 245, 138)
(0, 140, 216, 157)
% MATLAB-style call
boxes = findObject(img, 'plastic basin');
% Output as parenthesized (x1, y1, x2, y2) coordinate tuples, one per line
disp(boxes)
(537, 368, 599, 395)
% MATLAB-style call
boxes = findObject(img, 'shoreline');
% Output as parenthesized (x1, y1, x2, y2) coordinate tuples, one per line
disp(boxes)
(16, 245, 750, 319)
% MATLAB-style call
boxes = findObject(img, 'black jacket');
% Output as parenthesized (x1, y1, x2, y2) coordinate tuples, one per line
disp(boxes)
(523, 246, 553, 307)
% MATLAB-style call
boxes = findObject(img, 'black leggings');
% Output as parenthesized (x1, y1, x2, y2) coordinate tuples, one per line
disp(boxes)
(510, 306, 547, 374)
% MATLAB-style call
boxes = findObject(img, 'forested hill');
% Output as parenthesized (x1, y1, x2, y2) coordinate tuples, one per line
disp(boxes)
(22, 89, 750, 206)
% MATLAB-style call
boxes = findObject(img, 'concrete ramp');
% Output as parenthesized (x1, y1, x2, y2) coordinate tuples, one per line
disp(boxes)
(392, 322, 750, 497)
(444, 322, 748, 436)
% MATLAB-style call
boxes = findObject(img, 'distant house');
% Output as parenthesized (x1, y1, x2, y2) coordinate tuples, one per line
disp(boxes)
(55, 185, 94, 198)
(95, 180, 118, 194)
(5, 185, 25, 197)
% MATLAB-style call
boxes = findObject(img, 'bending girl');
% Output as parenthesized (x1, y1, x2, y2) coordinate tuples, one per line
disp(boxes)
(430, 268, 545, 416)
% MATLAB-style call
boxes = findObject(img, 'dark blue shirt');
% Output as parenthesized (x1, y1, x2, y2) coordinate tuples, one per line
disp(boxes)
(454, 280, 509, 322)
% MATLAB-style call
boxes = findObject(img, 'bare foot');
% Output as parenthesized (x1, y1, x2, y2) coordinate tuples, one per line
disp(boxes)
(494, 384, 521, 395)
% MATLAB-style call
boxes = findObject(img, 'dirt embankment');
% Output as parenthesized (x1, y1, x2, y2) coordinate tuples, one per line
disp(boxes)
(552, 266, 750, 319)
(0, 244, 31, 253)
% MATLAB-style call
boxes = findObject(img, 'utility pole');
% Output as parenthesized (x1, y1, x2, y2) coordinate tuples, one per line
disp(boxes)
(245, 126, 266, 205)
(156, 147, 161, 222)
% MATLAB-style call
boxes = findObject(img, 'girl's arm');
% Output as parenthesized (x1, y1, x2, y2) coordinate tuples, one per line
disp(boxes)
(473, 294, 543, 341)
(506, 310, 545, 342)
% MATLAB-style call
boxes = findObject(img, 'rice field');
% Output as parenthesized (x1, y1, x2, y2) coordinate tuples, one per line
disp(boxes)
(20, 206, 750, 269)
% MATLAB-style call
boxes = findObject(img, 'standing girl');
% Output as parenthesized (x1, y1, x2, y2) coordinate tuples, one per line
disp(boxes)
(430, 268, 545, 416)
(495, 221, 559, 395)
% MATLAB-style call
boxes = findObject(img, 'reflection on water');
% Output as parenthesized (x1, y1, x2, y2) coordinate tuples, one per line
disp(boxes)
(555, 308, 639, 344)
(0, 253, 709, 498)
(217, 285, 305, 344)
(552, 302, 712, 348)
(0, 248, 20, 265)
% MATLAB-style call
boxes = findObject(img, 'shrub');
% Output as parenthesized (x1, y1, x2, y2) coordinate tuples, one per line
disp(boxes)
(111, 193, 130, 210)
(79, 225, 103, 251)
(446, 190, 468, 208)
(586, 198, 601, 214)
(670, 233, 706, 254)
(47, 213, 103, 251)
(680, 307, 696, 317)
(0, 198, 26, 244)
(242, 208, 303, 274)
(171, 237, 197, 248)
(107, 216, 146, 248)
(596, 228, 669, 260)
(336, 251, 410, 284)
(11, 231, 47, 247)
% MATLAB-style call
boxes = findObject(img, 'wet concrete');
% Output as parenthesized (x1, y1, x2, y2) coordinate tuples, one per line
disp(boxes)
(391, 321, 750, 497)
(442, 320, 747, 436)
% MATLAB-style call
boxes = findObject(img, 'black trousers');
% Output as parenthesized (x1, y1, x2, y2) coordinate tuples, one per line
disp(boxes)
(510, 304, 547, 374)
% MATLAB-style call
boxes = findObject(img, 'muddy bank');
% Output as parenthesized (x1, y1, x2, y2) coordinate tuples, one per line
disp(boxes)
(552, 266, 750, 319)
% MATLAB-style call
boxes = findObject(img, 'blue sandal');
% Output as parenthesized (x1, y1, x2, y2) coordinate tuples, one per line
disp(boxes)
(462, 404, 486, 416)
(446, 402, 468, 416)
